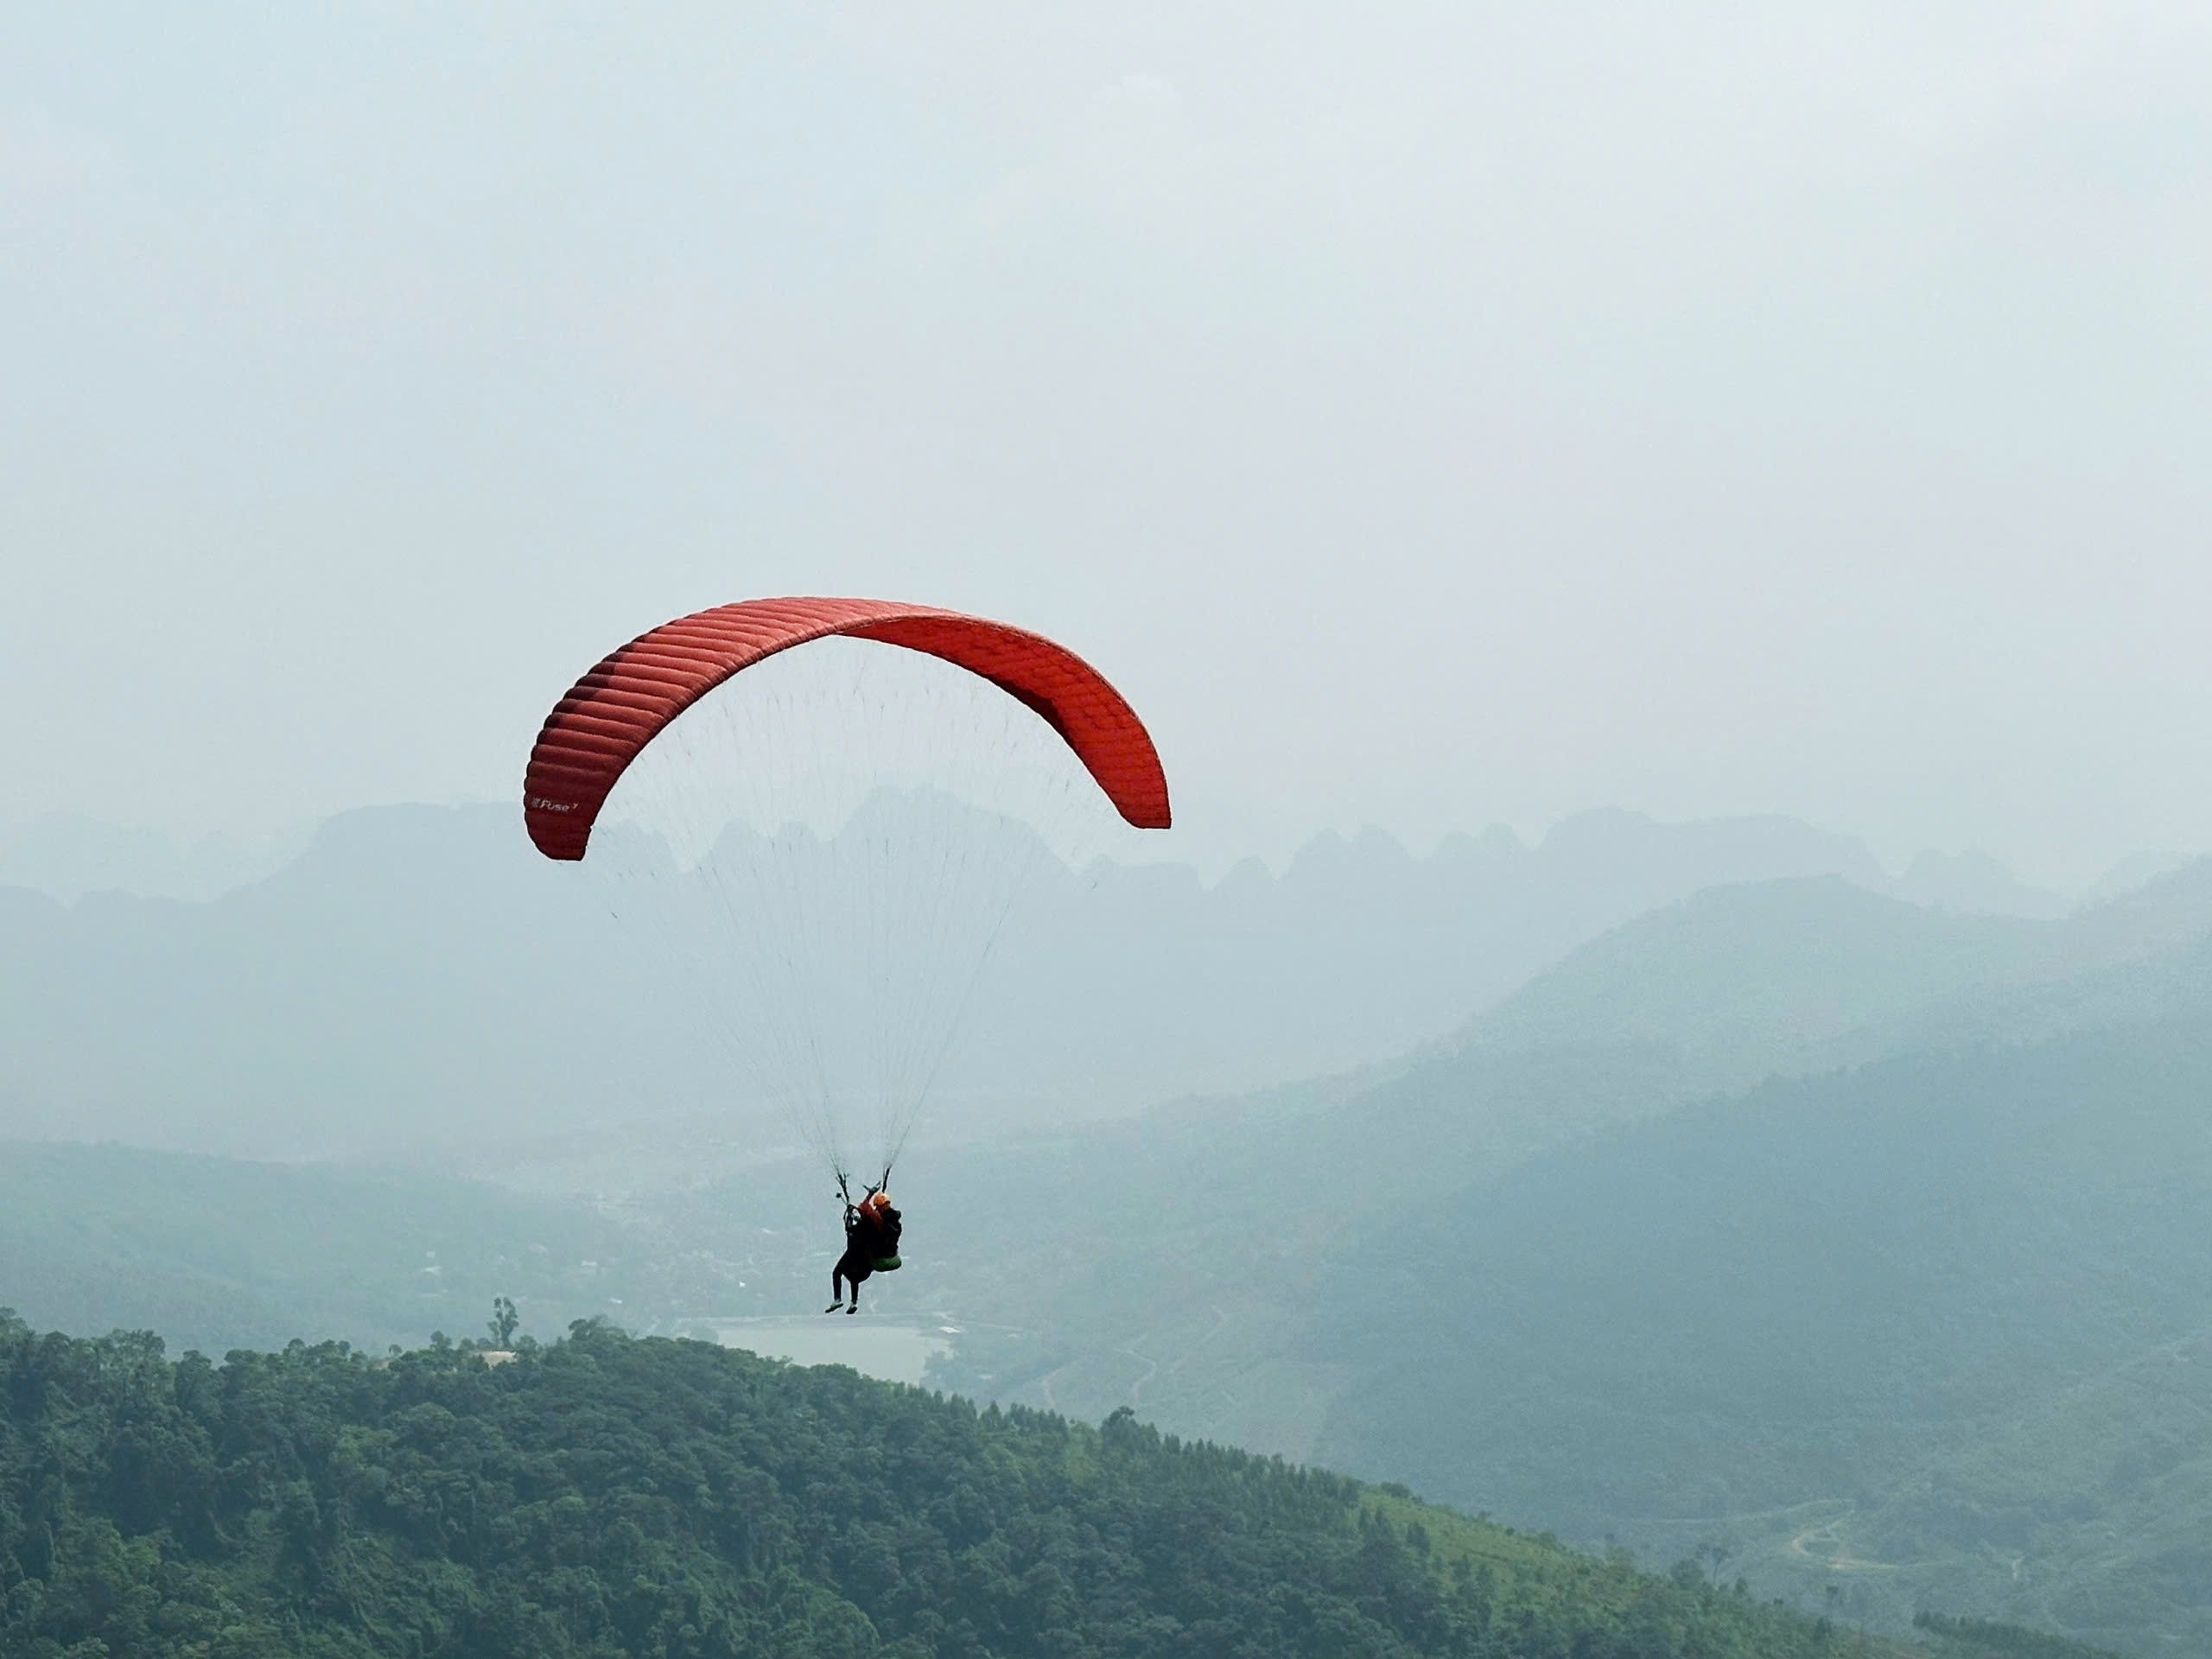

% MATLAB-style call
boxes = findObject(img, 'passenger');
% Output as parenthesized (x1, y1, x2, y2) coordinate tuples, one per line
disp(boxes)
(824, 1189, 903, 1314)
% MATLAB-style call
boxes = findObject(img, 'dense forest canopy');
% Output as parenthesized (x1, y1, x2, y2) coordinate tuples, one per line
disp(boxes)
(0, 1309, 2062, 1659)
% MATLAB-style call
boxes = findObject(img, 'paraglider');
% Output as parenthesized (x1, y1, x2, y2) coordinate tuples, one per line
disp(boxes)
(523, 597, 1170, 860)
(521, 596, 1169, 1301)
(827, 1180, 903, 1314)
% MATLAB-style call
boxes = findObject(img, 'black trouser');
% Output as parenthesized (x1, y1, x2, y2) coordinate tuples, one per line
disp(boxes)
(831, 1247, 874, 1304)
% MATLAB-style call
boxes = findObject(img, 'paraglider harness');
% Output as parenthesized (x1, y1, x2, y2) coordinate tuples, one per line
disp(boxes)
(838, 1167, 903, 1273)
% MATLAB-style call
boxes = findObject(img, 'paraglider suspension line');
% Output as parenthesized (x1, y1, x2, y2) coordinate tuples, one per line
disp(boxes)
(834, 1164, 896, 1205)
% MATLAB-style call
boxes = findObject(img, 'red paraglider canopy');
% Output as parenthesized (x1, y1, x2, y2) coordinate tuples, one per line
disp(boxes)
(523, 596, 1171, 861)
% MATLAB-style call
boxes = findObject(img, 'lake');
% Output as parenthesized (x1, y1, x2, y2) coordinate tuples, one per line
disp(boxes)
(699, 1316, 957, 1387)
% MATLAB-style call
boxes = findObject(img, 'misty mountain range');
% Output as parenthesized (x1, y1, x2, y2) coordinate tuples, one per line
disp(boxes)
(7, 811, 2212, 1651)
(0, 813, 311, 906)
(3, 803, 2168, 916)
(2, 798, 2173, 1161)
(906, 855, 2212, 1655)
(916, 856, 2212, 1443)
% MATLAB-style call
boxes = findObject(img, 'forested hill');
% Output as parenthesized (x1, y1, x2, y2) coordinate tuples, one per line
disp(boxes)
(0, 1315, 2016, 1659)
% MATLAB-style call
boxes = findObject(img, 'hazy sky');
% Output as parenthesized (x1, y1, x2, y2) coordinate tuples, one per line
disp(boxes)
(5, 3, 2209, 883)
